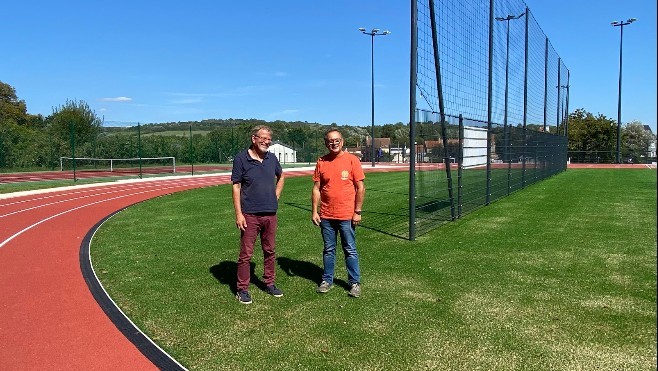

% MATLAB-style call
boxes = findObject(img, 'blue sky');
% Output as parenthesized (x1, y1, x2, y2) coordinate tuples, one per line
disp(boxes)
(2, 0, 656, 131)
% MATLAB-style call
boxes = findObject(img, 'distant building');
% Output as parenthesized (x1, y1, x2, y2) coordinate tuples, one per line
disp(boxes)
(366, 137, 391, 153)
(419, 139, 459, 163)
(344, 147, 363, 159)
(269, 142, 297, 164)
(389, 147, 408, 163)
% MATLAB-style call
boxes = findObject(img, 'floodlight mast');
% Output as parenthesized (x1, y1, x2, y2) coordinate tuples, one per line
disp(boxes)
(611, 17, 637, 163)
(495, 12, 525, 168)
(358, 27, 391, 167)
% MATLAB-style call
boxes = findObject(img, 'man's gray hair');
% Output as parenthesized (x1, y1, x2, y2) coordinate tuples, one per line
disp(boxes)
(324, 128, 342, 141)
(251, 125, 273, 137)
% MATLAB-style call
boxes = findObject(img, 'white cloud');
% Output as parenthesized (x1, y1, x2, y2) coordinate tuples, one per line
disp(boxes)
(99, 97, 133, 102)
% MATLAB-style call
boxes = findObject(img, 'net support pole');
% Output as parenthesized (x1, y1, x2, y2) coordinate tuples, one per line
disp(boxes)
(138, 123, 143, 179)
(541, 39, 548, 180)
(428, 0, 455, 220)
(556, 57, 561, 135)
(457, 114, 464, 219)
(522, 6, 529, 189)
(69, 121, 77, 182)
(189, 125, 194, 176)
(486, 0, 494, 205)
(408, 0, 418, 241)
(564, 70, 570, 137)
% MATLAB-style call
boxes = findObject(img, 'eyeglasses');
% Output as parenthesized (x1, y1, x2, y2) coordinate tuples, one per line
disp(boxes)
(253, 135, 272, 142)
(326, 138, 342, 144)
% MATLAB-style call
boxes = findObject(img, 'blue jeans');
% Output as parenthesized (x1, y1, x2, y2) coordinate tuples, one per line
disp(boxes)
(319, 219, 361, 285)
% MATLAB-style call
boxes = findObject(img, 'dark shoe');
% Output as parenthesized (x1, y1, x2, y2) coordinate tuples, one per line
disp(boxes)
(236, 290, 252, 304)
(316, 280, 333, 293)
(348, 283, 361, 298)
(266, 284, 283, 297)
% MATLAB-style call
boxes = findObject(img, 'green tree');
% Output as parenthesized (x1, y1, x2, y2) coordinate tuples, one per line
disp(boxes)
(567, 108, 616, 151)
(48, 99, 102, 157)
(0, 80, 29, 126)
(0, 81, 51, 169)
(621, 121, 655, 163)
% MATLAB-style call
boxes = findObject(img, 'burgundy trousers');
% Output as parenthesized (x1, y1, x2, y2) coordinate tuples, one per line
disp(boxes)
(236, 213, 278, 291)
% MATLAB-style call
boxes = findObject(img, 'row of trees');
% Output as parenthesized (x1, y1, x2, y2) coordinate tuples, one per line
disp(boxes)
(1, 80, 655, 172)
(1, 80, 415, 170)
(567, 108, 656, 163)
(1, 81, 106, 169)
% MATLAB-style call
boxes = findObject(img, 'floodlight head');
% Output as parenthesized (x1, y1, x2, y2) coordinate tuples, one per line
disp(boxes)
(372, 28, 380, 33)
(383, 30, 391, 35)
(495, 16, 505, 21)
(358, 27, 366, 32)
(628, 18, 637, 23)
(611, 21, 619, 26)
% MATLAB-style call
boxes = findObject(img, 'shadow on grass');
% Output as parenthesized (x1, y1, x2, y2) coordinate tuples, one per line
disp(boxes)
(285, 201, 409, 240)
(277, 256, 350, 290)
(283, 201, 311, 212)
(209, 261, 266, 294)
(416, 199, 452, 213)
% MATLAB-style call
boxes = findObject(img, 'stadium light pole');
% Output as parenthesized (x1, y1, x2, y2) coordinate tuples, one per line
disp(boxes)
(496, 12, 525, 154)
(359, 27, 390, 167)
(611, 18, 637, 164)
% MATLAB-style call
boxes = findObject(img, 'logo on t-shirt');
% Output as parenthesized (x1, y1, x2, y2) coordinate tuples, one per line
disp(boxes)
(341, 170, 349, 180)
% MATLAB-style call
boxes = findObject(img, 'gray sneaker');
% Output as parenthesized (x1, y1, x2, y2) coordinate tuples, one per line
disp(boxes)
(266, 284, 283, 297)
(236, 290, 252, 304)
(316, 281, 333, 293)
(348, 283, 361, 298)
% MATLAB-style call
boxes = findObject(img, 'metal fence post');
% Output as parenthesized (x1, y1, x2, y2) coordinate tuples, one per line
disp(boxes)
(458, 114, 464, 218)
(486, 0, 494, 205)
(408, 0, 418, 240)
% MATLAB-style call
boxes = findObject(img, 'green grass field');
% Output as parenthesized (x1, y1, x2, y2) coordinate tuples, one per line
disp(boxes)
(91, 169, 657, 370)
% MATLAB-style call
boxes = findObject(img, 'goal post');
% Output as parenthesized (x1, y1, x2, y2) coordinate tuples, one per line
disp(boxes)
(59, 156, 176, 174)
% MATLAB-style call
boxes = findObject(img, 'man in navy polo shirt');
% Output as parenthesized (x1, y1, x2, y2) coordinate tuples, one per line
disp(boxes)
(231, 125, 285, 304)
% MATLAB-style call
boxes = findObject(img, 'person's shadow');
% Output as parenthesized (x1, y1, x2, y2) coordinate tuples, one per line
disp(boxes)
(209, 261, 266, 294)
(277, 256, 350, 290)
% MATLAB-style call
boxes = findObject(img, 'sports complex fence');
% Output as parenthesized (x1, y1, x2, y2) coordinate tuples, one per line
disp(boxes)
(403, 0, 569, 239)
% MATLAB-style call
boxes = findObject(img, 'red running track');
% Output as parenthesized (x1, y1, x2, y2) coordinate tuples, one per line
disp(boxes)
(0, 168, 321, 370)
(0, 165, 406, 370)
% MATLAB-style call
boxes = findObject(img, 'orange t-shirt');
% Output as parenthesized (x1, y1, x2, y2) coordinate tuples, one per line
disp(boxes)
(313, 151, 365, 220)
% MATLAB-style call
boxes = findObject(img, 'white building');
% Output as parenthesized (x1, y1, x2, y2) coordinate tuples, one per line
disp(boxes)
(269, 142, 297, 164)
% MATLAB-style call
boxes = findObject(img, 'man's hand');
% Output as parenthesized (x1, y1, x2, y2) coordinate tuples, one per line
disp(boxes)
(235, 213, 247, 231)
(311, 211, 321, 226)
(352, 213, 362, 226)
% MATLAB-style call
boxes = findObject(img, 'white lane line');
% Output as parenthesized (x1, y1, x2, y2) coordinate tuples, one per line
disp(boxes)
(0, 171, 238, 201)
(0, 176, 232, 218)
(0, 175, 232, 207)
(0, 167, 318, 202)
(0, 179, 230, 249)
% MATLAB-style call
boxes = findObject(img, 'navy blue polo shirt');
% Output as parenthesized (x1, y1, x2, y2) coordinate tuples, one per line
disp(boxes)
(231, 149, 283, 214)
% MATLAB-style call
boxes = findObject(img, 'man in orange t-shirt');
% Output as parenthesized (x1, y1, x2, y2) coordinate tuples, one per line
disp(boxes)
(311, 129, 365, 298)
